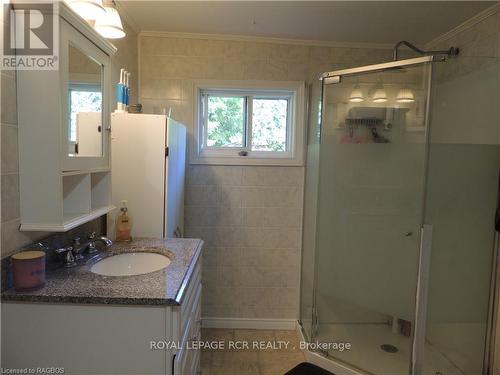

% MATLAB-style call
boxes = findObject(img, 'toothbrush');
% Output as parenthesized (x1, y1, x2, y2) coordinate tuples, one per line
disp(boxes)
(122, 70, 128, 111)
(126, 72, 131, 109)
(117, 68, 124, 112)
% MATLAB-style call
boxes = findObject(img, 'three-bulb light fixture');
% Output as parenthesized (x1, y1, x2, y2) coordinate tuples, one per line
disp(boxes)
(65, 0, 126, 39)
(349, 83, 414, 104)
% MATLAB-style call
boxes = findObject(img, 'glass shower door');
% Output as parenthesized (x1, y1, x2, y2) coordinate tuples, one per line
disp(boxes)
(314, 62, 432, 375)
(301, 77, 323, 341)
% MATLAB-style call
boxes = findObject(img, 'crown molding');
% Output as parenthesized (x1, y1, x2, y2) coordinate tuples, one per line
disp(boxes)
(426, 2, 500, 49)
(139, 30, 393, 50)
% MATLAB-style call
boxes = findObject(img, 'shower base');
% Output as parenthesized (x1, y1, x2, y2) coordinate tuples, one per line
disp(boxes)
(315, 323, 464, 375)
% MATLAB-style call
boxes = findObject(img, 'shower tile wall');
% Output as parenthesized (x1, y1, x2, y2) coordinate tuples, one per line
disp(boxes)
(424, 7, 500, 375)
(139, 35, 392, 319)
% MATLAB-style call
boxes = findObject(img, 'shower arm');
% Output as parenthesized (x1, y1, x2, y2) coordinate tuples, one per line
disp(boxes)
(393, 40, 459, 61)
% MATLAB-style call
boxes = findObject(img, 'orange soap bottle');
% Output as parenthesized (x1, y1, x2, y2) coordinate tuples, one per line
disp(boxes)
(116, 200, 132, 242)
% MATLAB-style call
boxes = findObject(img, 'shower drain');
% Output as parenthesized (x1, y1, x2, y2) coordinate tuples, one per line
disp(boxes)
(380, 344, 399, 353)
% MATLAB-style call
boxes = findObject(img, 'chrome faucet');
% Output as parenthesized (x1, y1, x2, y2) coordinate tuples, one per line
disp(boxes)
(87, 232, 113, 253)
(72, 232, 113, 259)
(55, 246, 76, 267)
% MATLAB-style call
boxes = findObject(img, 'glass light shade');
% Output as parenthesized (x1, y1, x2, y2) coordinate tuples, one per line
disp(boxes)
(349, 85, 364, 103)
(396, 88, 415, 103)
(372, 88, 388, 103)
(66, 0, 106, 21)
(95, 7, 126, 39)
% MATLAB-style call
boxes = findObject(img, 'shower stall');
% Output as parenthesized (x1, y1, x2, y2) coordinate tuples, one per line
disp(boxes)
(300, 48, 500, 375)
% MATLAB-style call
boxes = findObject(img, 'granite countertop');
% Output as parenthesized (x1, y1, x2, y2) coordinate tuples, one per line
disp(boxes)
(1, 238, 203, 306)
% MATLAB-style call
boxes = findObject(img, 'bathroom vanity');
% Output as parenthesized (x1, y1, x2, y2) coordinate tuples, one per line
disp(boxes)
(1, 238, 203, 375)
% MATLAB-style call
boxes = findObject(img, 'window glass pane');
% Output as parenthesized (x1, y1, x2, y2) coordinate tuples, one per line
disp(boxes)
(69, 89, 102, 142)
(251, 98, 288, 152)
(207, 95, 245, 147)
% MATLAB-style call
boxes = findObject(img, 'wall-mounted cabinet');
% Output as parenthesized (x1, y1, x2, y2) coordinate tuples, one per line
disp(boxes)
(17, 3, 117, 231)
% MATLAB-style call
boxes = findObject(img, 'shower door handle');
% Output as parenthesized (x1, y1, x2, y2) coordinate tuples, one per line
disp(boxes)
(405, 232, 413, 237)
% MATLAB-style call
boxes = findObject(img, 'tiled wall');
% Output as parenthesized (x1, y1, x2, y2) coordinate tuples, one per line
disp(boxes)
(0, 18, 137, 259)
(139, 36, 392, 123)
(139, 35, 392, 319)
(186, 165, 303, 319)
(110, 21, 138, 108)
(1, 52, 50, 257)
(426, 7, 500, 374)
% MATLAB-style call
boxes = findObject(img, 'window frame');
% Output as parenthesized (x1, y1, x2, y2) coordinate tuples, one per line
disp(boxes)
(192, 80, 306, 166)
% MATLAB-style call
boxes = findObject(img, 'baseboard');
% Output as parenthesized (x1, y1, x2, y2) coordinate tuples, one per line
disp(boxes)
(202, 317, 297, 330)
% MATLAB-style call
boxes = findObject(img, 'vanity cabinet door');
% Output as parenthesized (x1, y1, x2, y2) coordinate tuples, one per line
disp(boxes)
(174, 258, 202, 375)
(60, 19, 111, 171)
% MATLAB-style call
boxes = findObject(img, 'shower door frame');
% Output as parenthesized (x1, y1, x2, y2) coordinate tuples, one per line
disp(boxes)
(308, 55, 437, 375)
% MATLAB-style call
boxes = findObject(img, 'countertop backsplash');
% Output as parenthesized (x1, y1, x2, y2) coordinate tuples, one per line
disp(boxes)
(1, 215, 106, 292)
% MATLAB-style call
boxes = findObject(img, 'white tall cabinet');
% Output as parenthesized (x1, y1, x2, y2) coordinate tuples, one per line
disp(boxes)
(109, 113, 187, 239)
(16, 3, 116, 231)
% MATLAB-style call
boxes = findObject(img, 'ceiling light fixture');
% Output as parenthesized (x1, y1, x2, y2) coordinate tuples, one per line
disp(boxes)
(65, 0, 106, 21)
(396, 87, 415, 103)
(372, 88, 388, 103)
(349, 83, 364, 103)
(94, 5, 126, 39)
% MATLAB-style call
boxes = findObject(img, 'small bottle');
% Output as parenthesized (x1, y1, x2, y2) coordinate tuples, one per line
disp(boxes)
(116, 200, 132, 242)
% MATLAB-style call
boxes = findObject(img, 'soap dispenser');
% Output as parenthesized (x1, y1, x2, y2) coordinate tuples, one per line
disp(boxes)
(116, 200, 132, 242)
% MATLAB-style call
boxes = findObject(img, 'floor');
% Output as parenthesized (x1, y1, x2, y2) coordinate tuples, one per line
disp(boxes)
(200, 328, 306, 375)
(316, 323, 465, 375)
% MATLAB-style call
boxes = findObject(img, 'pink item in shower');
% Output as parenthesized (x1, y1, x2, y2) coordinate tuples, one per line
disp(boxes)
(341, 127, 357, 144)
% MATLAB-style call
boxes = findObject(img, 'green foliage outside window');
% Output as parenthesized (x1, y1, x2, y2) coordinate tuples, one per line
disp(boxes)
(207, 96, 244, 147)
(206, 95, 288, 152)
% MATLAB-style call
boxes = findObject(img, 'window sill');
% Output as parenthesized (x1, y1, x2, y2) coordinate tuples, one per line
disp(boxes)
(189, 155, 304, 166)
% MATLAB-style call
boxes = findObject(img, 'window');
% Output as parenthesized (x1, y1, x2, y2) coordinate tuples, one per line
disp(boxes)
(193, 81, 305, 165)
(68, 84, 102, 142)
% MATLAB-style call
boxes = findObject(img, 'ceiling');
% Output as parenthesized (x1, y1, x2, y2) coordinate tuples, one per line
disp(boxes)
(117, 1, 495, 46)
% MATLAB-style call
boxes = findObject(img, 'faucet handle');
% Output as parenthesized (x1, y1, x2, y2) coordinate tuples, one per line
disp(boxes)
(35, 242, 50, 251)
(55, 246, 76, 267)
(73, 237, 81, 246)
(55, 245, 72, 254)
(87, 232, 99, 254)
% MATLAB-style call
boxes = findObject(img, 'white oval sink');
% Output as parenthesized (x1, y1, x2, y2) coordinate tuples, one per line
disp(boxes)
(90, 252, 171, 276)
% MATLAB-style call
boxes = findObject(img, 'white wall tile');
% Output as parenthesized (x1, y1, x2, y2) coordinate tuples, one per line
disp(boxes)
(1, 124, 19, 174)
(1, 73, 17, 125)
(1, 173, 19, 222)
